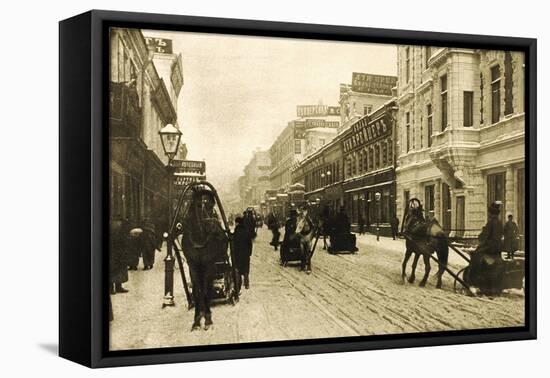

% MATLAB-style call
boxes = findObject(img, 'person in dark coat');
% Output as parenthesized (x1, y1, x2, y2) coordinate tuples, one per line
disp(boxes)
(320, 206, 331, 250)
(390, 214, 400, 240)
(503, 213, 519, 259)
(283, 210, 298, 244)
(126, 219, 141, 271)
(243, 208, 257, 240)
(358, 213, 365, 235)
(266, 211, 280, 250)
(471, 201, 505, 295)
(110, 218, 130, 294)
(233, 216, 253, 290)
(141, 219, 158, 270)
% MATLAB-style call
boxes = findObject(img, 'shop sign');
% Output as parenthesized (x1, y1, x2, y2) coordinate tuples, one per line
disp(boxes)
(351, 72, 397, 95)
(144, 37, 173, 54)
(342, 116, 392, 153)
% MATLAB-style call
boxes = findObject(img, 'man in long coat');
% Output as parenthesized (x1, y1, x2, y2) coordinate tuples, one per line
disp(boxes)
(110, 218, 130, 294)
(233, 216, 253, 290)
(503, 213, 519, 259)
(471, 201, 505, 295)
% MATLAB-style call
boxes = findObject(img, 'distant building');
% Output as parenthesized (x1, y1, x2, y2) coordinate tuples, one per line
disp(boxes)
(238, 149, 271, 212)
(339, 72, 397, 133)
(395, 46, 525, 236)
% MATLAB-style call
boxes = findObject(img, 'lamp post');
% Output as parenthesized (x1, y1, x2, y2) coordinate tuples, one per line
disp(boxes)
(375, 191, 381, 241)
(159, 123, 182, 308)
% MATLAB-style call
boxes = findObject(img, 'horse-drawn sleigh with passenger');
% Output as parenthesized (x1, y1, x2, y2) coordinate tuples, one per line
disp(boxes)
(166, 181, 240, 330)
(401, 198, 525, 296)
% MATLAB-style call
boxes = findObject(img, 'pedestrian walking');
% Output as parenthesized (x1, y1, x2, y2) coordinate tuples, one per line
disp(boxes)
(266, 211, 280, 250)
(503, 213, 520, 259)
(320, 206, 331, 250)
(390, 214, 400, 240)
(358, 213, 365, 235)
(233, 216, 253, 290)
(141, 219, 158, 270)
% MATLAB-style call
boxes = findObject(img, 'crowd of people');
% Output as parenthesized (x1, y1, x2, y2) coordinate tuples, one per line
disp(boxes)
(109, 218, 163, 295)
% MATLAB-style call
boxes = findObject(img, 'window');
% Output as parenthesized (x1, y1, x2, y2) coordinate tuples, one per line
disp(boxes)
(427, 104, 433, 147)
(420, 116, 423, 148)
(425, 46, 431, 68)
(294, 139, 301, 154)
(487, 172, 506, 224)
(388, 138, 393, 165)
(441, 182, 452, 231)
(504, 52, 514, 115)
(368, 148, 374, 170)
(364, 105, 373, 115)
(363, 151, 368, 172)
(424, 185, 435, 220)
(375, 144, 380, 169)
(440, 75, 448, 130)
(463, 91, 474, 127)
(491, 65, 501, 123)
(405, 112, 411, 152)
(405, 47, 411, 83)
(479, 73, 484, 125)
(382, 142, 388, 166)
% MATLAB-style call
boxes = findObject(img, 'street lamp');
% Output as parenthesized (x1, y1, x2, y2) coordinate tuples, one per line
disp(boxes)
(375, 191, 381, 241)
(159, 124, 182, 308)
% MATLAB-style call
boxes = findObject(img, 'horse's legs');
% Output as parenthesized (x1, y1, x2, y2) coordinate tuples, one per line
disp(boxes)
(435, 235, 449, 289)
(188, 264, 202, 331)
(419, 253, 431, 287)
(203, 262, 215, 330)
(402, 249, 413, 283)
(409, 253, 421, 283)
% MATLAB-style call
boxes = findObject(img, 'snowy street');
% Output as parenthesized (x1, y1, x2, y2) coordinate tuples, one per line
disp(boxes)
(110, 227, 524, 351)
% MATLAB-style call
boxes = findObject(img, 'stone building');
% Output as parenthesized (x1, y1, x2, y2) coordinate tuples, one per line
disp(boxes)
(341, 100, 398, 233)
(395, 46, 525, 237)
(238, 149, 271, 212)
(339, 73, 397, 133)
(109, 28, 183, 230)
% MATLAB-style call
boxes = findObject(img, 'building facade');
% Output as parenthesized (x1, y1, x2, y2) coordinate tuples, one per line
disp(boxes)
(239, 149, 272, 212)
(341, 100, 398, 233)
(395, 46, 525, 237)
(339, 73, 397, 133)
(109, 28, 183, 232)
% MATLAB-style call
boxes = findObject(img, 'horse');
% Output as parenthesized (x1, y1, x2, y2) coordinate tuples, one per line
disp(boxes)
(401, 199, 449, 289)
(295, 210, 317, 274)
(181, 188, 228, 331)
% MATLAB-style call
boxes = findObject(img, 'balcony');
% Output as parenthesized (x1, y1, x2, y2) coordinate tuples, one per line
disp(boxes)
(429, 127, 480, 188)
(109, 81, 142, 139)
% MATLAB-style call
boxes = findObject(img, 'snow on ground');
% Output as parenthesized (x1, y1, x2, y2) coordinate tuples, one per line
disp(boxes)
(110, 228, 524, 350)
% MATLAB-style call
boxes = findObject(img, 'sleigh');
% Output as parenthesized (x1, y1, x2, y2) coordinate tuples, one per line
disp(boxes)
(402, 198, 525, 296)
(169, 181, 240, 308)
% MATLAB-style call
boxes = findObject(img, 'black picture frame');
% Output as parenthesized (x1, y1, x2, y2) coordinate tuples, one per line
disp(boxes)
(59, 9, 537, 368)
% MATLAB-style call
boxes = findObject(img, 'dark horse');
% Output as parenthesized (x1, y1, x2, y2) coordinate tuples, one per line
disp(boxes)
(401, 199, 449, 289)
(181, 187, 228, 331)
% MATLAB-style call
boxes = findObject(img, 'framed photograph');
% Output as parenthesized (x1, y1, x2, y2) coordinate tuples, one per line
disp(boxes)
(59, 10, 536, 368)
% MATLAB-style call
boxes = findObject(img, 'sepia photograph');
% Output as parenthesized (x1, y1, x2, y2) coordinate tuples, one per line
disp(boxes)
(108, 27, 526, 351)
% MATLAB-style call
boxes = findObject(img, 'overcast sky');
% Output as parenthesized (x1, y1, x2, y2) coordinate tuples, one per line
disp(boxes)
(143, 29, 397, 188)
